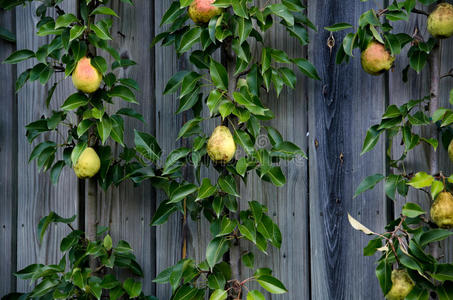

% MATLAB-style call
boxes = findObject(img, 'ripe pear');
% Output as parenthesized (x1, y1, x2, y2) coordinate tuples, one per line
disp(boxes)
(74, 147, 101, 179)
(385, 269, 414, 300)
(188, 0, 222, 24)
(72, 57, 102, 93)
(361, 41, 395, 76)
(207, 126, 236, 164)
(430, 191, 453, 228)
(427, 3, 453, 39)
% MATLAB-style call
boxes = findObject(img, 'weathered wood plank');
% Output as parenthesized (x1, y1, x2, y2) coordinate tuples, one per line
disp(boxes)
(307, 1, 388, 299)
(238, 0, 310, 298)
(15, 2, 79, 291)
(0, 8, 17, 297)
(95, 0, 157, 295)
(437, 37, 453, 263)
(154, 2, 187, 298)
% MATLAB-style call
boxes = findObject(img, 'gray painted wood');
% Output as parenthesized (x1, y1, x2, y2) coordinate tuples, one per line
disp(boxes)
(238, 1, 310, 299)
(0, 8, 17, 297)
(1, 1, 453, 299)
(15, 1, 79, 292)
(95, 0, 157, 295)
(308, 1, 388, 299)
(154, 2, 187, 298)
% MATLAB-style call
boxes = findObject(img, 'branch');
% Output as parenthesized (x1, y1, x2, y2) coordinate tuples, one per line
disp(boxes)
(440, 68, 453, 79)
(412, 8, 429, 16)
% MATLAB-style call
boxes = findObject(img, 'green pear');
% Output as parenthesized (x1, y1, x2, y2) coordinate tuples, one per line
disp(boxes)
(385, 269, 414, 300)
(427, 3, 453, 39)
(431, 191, 453, 228)
(188, 0, 222, 25)
(207, 126, 236, 164)
(361, 41, 395, 76)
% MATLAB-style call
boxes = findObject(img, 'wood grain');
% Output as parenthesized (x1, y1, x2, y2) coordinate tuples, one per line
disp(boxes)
(308, 1, 388, 299)
(0, 8, 17, 297)
(15, 1, 79, 292)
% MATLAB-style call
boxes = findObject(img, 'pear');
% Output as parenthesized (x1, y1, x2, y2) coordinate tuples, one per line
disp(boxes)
(430, 191, 453, 228)
(188, 0, 222, 25)
(361, 41, 395, 76)
(427, 3, 453, 39)
(72, 57, 102, 93)
(385, 269, 414, 300)
(207, 126, 236, 164)
(74, 147, 101, 179)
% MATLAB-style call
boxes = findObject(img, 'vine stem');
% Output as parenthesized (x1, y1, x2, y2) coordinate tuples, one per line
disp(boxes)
(428, 41, 441, 265)
(222, 37, 242, 299)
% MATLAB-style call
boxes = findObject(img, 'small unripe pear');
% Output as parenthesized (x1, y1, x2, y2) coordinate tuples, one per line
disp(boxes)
(427, 3, 453, 39)
(72, 57, 102, 93)
(385, 269, 414, 300)
(74, 147, 101, 179)
(188, 0, 222, 25)
(207, 126, 236, 164)
(430, 191, 453, 228)
(361, 41, 395, 76)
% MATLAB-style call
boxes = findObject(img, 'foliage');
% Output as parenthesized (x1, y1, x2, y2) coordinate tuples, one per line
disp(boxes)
(4, 213, 155, 300)
(1, 0, 155, 299)
(136, 0, 319, 298)
(330, 0, 453, 298)
(3, 0, 144, 190)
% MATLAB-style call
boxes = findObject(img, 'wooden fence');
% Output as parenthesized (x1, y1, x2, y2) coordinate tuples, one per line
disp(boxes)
(0, 0, 452, 299)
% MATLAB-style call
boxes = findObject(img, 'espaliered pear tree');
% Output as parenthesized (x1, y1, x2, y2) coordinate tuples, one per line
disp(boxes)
(327, 0, 453, 298)
(2, 0, 156, 298)
(139, 0, 319, 299)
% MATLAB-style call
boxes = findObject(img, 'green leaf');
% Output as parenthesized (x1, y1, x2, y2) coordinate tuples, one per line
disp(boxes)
(50, 161, 65, 185)
(70, 25, 86, 41)
(420, 229, 453, 247)
(242, 252, 255, 268)
(210, 59, 228, 90)
(409, 50, 428, 73)
(109, 85, 137, 103)
(162, 147, 190, 175)
(376, 260, 392, 295)
(266, 166, 286, 187)
(407, 172, 434, 189)
(361, 125, 382, 154)
(61, 93, 89, 111)
(178, 117, 203, 139)
(269, 3, 294, 26)
(3, 49, 34, 64)
(71, 142, 87, 165)
(0, 25, 15, 42)
(55, 13, 78, 29)
(178, 27, 202, 53)
(207, 273, 226, 290)
(247, 290, 265, 300)
(123, 278, 142, 298)
(431, 181, 444, 200)
(353, 174, 385, 198)
(324, 23, 353, 32)
(402, 202, 425, 218)
(206, 237, 229, 269)
(103, 234, 113, 250)
(256, 275, 287, 294)
(37, 212, 76, 243)
(292, 58, 320, 80)
(433, 264, 453, 282)
(91, 6, 119, 17)
(207, 89, 224, 116)
(116, 108, 145, 122)
(97, 116, 112, 144)
(169, 183, 197, 203)
(164, 70, 190, 95)
(91, 56, 107, 74)
(197, 178, 217, 200)
(92, 22, 112, 40)
(151, 200, 178, 226)
(210, 289, 227, 300)
(218, 175, 239, 197)
(134, 130, 161, 162)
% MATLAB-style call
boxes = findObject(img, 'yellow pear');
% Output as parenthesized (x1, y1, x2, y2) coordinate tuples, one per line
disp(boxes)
(188, 0, 222, 25)
(448, 139, 453, 163)
(427, 3, 453, 39)
(207, 126, 236, 164)
(430, 191, 453, 228)
(385, 269, 414, 300)
(74, 147, 101, 179)
(72, 57, 102, 93)
(361, 41, 395, 76)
